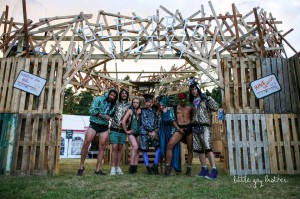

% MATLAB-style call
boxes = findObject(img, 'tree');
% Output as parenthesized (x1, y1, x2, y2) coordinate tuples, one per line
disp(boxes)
(63, 87, 94, 115)
(206, 87, 222, 107)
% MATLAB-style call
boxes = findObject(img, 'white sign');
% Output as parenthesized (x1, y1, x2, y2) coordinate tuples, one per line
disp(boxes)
(13, 70, 47, 96)
(250, 74, 281, 99)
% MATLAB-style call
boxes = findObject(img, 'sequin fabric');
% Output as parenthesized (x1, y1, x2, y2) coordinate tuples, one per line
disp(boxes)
(191, 96, 219, 126)
(111, 101, 131, 129)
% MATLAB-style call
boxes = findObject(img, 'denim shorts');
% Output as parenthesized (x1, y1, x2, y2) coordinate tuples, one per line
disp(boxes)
(109, 129, 127, 144)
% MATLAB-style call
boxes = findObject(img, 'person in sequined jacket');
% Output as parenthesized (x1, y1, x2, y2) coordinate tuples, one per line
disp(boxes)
(189, 78, 219, 179)
(77, 88, 118, 176)
(109, 88, 131, 175)
(139, 94, 161, 174)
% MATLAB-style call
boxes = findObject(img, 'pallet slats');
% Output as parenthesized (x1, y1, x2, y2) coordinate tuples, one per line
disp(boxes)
(226, 113, 300, 175)
(11, 113, 61, 175)
(266, 114, 300, 174)
(226, 113, 271, 175)
(222, 57, 262, 114)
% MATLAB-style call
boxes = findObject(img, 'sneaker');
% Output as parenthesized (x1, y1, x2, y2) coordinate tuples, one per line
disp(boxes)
(116, 167, 123, 175)
(151, 164, 159, 175)
(76, 167, 85, 176)
(196, 167, 209, 177)
(94, 170, 107, 175)
(110, 168, 117, 176)
(205, 168, 218, 179)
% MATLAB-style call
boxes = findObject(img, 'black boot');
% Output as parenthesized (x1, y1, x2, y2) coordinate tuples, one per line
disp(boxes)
(128, 165, 135, 174)
(146, 166, 152, 174)
(165, 165, 176, 176)
(133, 165, 137, 173)
(151, 164, 159, 175)
(186, 166, 192, 176)
(165, 165, 172, 176)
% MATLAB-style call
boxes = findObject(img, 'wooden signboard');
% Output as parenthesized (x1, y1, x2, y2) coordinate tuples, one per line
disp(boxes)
(13, 70, 47, 97)
(250, 74, 281, 99)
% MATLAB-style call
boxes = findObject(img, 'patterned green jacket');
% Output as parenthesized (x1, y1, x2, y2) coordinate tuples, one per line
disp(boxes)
(89, 89, 117, 125)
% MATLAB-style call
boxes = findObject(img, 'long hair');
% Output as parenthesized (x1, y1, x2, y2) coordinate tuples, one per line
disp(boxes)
(108, 88, 118, 110)
(189, 84, 202, 104)
(119, 88, 129, 102)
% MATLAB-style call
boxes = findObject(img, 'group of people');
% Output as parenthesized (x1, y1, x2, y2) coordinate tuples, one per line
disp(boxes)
(76, 78, 219, 179)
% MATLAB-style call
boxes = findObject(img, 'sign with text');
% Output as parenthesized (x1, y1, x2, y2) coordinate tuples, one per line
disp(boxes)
(250, 74, 281, 99)
(66, 130, 73, 139)
(13, 70, 47, 96)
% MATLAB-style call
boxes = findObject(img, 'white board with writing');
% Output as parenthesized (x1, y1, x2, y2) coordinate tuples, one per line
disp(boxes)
(13, 70, 47, 96)
(250, 74, 281, 99)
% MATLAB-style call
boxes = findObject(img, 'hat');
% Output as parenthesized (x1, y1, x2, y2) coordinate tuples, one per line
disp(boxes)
(178, 92, 186, 99)
(143, 94, 154, 102)
(160, 97, 171, 107)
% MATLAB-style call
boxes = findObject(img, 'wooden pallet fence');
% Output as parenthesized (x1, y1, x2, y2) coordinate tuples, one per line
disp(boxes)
(225, 114, 271, 175)
(12, 113, 62, 175)
(221, 57, 263, 114)
(266, 114, 300, 174)
(0, 57, 64, 114)
(0, 113, 17, 175)
(261, 58, 300, 114)
(211, 112, 225, 158)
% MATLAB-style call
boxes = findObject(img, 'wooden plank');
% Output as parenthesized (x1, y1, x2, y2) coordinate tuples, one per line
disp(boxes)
(5, 58, 17, 112)
(226, 114, 235, 175)
(19, 58, 31, 113)
(38, 115, 47, 171)
(12, 114, 23, 173)
(37, 58, 48, 113)
(255, 58, 263, 112)
(290, 114, 300, 173)
(261, 114, 270, 174)
(274, 114, 284, 173)
(282, 59, 292, 112)
(254, 114, 263, 174)
(240, 114, 249, 174)
(0, 58, 10, 112)
(29, 116, 39, 175)
(233, 114, 242, 175)
(55, 115, 62, 174)
(288, 58, 300, 113)
(48, 115, 56, 174)
(248, 58, 256, 113)
(54, 58, 63, 113)
(20, 114, 32, 175)
(232, 59, 239, 113)
(276, 58, 286, 113)
(261, 58, 270, 113)
(240, 59, 248, 112)
(46, 58, 56, 112)
(281, 114, 294, 174)
(266, 114, 277, 173)
(223, 58, 231, 113)
(271, 58, 279, 113)
(11, 58, 24, 113)
(292, 56, 300, 107)
(247, 114, 257, 174)
(27, 59, 39, 112)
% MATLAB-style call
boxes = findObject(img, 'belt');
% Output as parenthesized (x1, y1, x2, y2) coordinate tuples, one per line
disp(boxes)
(111, 128, 126, 133)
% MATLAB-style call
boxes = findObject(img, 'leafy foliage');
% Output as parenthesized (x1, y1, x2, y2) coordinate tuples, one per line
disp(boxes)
(206, 86, 222, 107)
(63, 87, 94, 115)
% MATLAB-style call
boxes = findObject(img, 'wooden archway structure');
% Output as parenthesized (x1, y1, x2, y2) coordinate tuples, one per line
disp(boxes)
(0, 1, 299, 175)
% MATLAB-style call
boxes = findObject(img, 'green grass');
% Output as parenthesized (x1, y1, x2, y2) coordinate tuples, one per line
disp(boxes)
(1, 159, 300, 199)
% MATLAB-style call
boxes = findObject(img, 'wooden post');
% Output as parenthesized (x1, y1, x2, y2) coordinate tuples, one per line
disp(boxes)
(22, 0, 29, 57)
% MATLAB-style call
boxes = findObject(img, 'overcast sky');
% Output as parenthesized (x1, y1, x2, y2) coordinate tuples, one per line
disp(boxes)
(2, 0, 299, 57)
